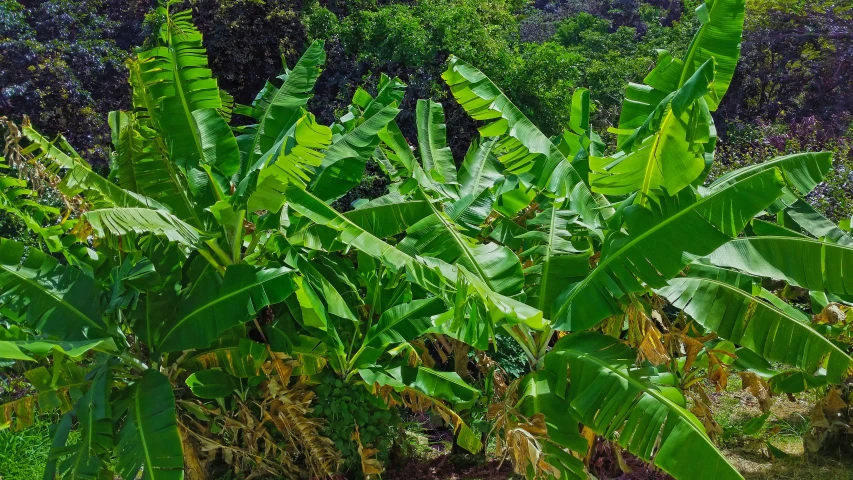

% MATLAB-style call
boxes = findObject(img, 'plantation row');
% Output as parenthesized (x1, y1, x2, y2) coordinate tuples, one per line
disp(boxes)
(0, 0, 851, 478)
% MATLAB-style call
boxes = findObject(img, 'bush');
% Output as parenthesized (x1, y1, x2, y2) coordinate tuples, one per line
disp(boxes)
(0, 0, 150, 168)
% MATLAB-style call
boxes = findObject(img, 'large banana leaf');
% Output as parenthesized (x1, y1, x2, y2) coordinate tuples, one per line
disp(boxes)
(238, 40, 326, 168)
(518, 202, 591, 318)
(616, 0, 745, 140)
(442, 57, 590, 200)
(0, 238, 106, 340)
(114, 370, 184, 480)
(293, 199, 433, 251)
(287, 187, 413, 271)
(398, 210, 525, 296)
(83, 208, 203, 248)
(398, 366, 479, 404)
(138, 7, 238, 178)
(132, 290, 178, 349)
(54, 368, 113, 478)
(710, 151, 832, 212)
(547, 332, 741, 480)
(780, 199, 853, 245)
(295, 256, 358, 323)
(309, 104, 400, 202)
(416, 100, 457, 190)
(658, 276, 853, 382)
(0, 338, 113, 362)
(109, 107, 201, 227)
(705, 236, 853, 296)
(516, 370, 588, 480)
(590, 60, 715, 204)
(457, 137, 502, 199)
(680, 0, 745, 110)
(361, 297, 445, 349)
(239, 112, 332, 212)
(157, 264, 297, 352)
(710, 152, 831, 195)
(552, 169, 784, 331)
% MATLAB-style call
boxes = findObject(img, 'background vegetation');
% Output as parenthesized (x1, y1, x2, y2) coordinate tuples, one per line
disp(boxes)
(2, 0, 850, 218)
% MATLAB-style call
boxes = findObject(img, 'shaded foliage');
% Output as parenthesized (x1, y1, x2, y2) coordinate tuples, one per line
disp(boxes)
(0, 0, 150, 168)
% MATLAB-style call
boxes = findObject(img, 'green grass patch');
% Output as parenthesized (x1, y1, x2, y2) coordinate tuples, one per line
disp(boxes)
(0, 421, 52, 480)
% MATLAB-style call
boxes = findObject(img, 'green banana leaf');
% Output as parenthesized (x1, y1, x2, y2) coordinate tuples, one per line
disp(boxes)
(157, 264, 297, 353)
(115, 370, 185, 480)
(242, 112, 332, 212)
(552, 168, 784, 331)
(710, 151, 833, 212)
(309, 104, 400, 202)
(457, 137, 502, 199)
(138, 7, 238, 177)
(82, 207, 203, 248)
(416, 99, 458, 191)
(617, 0, 745, 140)
(706, 236, 853, 297)
(116, 64, 204, 227)
(0, 238, 107, 340)
(186, 369, 242, 399)
(591, 60, 715, 204)
(780, 198, 853, 245)
(547, 332, 742, 480)
(658, 276, 853, 382)
(442, 56, 591, 200)
(238, 40, 326, 168)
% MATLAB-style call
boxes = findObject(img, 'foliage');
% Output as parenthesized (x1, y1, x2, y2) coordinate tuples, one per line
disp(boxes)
(179, 0, 308, 106)
(720, 0, 853, 130)
(313, 369, 398, 474)
(1, 2, 853, 480)
(0, 4, 484, 478)
(0, 0, 151, 168)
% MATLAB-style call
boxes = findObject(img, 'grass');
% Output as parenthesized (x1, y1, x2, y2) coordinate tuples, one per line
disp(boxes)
(0, 420, 53, 480)
(709, 373, 853, 480)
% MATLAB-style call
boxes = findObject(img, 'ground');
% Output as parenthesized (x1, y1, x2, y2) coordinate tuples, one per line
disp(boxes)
(712, 375, 853, 480)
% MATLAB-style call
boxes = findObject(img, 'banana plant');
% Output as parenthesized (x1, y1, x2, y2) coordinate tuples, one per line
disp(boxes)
(2, 1, 852, 479)
(282, 0, 850, 479)
(0, 3, 482, 478)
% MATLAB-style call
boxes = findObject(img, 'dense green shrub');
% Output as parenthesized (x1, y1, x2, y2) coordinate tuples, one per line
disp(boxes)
(0, 0, 150, 168)
(313, 369, 399, 475)
(181, 0, 307, 105)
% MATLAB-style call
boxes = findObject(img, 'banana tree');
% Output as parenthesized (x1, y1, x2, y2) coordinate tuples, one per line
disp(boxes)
(0, 3, 487, 478)
(286, 0, 851, 479)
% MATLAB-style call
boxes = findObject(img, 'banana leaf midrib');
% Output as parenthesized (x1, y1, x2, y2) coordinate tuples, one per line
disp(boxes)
(664, 275, 853, 365)
(553, 181, 725, 320)
(158, 267, 293, 346)
(638, 107, 676, 207)
(1, 263, 105, 334)
(133, 384, 157, 478)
